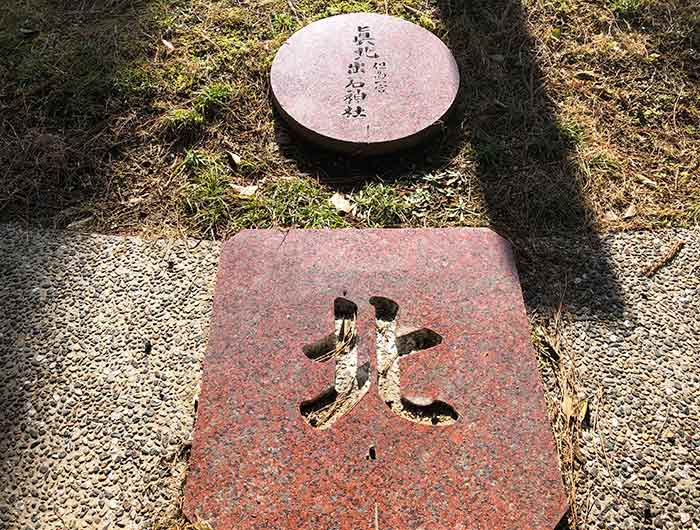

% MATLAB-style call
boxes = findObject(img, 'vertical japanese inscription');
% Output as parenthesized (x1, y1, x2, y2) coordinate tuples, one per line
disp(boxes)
(342, 25, 388, 119)
(373, 60, 388, 93)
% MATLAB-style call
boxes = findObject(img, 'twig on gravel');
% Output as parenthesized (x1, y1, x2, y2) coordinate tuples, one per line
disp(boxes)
(597, 431, 615, 489)
(53, 508, 68, 528)
(532, 293, 583, 530)
(641, 240, 685, 277)
(590, 389, 616, 499)
(654, 401, 671, 441)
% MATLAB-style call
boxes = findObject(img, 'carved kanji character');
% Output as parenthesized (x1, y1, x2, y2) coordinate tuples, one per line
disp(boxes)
(347, 61, 366, 75)
(300, 297, 458, 429)
(345, 78, 365, 89)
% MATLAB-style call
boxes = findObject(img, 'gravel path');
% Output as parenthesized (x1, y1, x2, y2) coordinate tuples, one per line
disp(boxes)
(522, 228, 700, 530)
(0, 225, 697, 529)
(0, 225, 219, 529)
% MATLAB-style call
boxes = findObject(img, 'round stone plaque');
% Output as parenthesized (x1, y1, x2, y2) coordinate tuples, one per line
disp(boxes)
(270, 13, 460, 155)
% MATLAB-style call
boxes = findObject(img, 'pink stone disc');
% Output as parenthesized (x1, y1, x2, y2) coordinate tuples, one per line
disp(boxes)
(270, 13, 460, 155)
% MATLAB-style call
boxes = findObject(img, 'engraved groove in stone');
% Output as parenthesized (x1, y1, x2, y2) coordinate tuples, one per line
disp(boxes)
(301, 296, 458, 429)
(299, 298, 371, 429)
(370, 296, 459, 426)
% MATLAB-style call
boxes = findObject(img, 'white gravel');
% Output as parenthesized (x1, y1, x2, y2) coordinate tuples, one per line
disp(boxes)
(0, 225, 220, 529)
(522, 228, 699, 530)
(0, 225, 697, 529)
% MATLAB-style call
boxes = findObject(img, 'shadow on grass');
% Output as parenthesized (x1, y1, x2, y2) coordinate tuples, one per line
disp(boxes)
(277, 0, 624, 319)
(440, 0, 624, 319)
(0, 0, 160, 225)
(446, 0, 625, 318)
(273, 108, 465, 188)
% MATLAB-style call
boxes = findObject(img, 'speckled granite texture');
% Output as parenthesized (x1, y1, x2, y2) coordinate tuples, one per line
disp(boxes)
(270, 13, 460, 154)
(184, 229, 566, 530)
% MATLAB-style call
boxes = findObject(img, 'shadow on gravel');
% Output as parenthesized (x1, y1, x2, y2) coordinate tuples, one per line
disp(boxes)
(0, 0, 161, 512)
(276, 0, 624, 320)
(0, 227, 60, 514)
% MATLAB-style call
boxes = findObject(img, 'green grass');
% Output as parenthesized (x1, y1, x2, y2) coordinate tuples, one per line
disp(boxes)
(352, 184, 409, 227)
(587, 152, 622, 174)
(610, 0, 646, 19)
(271, 13, 296, 34)
(686, 200, 700, 225)
(179, 150, 232, 236)
(162, 108, 205, 135)
(179, 152, 350, 234)
(194, 82, 235, 116)
(235, 178, 349, 229)
(304, 0, 373, 18)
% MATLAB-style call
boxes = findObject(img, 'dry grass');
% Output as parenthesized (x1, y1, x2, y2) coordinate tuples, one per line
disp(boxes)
(532, 306, 588, 530)
(1, 0, 698, 237)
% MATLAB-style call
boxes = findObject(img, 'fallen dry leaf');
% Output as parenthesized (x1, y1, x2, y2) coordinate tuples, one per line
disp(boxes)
(622, 204, 637, 219)
(635, 174, 658, 188)
(604, 210, 619, 222)
(577, 399, 588, 423)
(231, 184, 258, 196)
(562, 393, 576, 419)
(330, 192, 353, 213)
(161, 38, 175, 52)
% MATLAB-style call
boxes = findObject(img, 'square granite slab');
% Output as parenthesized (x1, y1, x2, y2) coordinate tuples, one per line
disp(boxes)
(184, 228, 567, 530)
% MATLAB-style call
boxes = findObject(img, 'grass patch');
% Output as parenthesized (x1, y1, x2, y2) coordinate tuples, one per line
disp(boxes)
(587, 152, 621, 172)
(0, 0, 698, 235)
(162, 108, 205, 135)
(179, 150, 233, 236)
(194, 82, 235, 116)
(272, 13, 296, 34)
(303, 0, 374, 18)
(610, 0, 646, 19)
(353, 183, 409, 227)
(687, 201, 700, 226)
(527, 120, 584, 162)
(236, 178, 348, 229)
(476, 141, 510, 170)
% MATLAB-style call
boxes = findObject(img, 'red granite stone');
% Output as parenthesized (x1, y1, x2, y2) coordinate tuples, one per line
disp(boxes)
(184, 229, 567, 530)
(270, 14, 460, 155)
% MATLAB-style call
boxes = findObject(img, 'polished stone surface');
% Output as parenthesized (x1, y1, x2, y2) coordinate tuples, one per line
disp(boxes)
(184, 228, 566, 529)
(270, 14, 460, 155)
